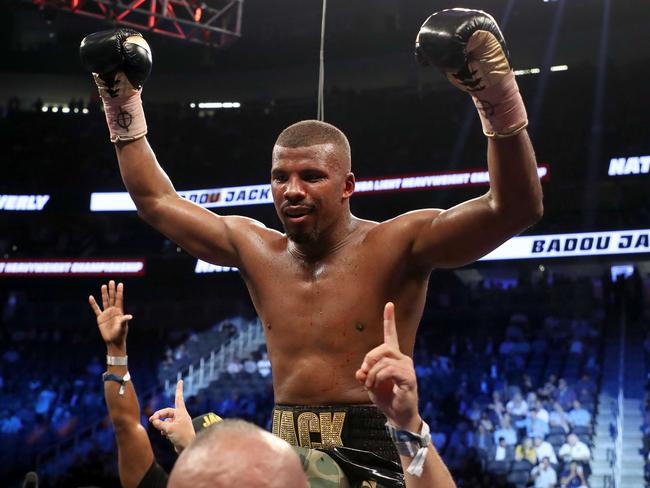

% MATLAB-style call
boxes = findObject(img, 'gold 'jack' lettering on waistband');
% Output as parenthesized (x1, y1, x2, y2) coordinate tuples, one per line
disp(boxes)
(277, 410, 299, 446)
(318, 412, 346, 448)
(273, 410, 346, 448)
(297, 412, 320, 447)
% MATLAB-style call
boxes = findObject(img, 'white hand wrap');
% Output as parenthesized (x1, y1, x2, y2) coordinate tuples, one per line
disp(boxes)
(93, 72, 148, 143)
(472, 70, 528, 138)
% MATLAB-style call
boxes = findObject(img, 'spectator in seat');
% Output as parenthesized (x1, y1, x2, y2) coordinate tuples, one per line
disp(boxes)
(550, 402, 571, 433)
(560, 461, 588, 488)
(226, 359, 243, 376)
(243, 355, 257, 375)
(478, 409, 495, 433)
(507, 392, 529, 418)
(488, 391, 506, 420)
(491, 436, 515, 462)
(538, 374, 558, 402)
(494, 414, 517, 446)
(558, 433, 591, 464)
(568, 400, 591, 430)
(525, 408, 550, 441)
(531, 456, 557, 488)
(535, 399, 550, 424)
(515, 436, 538, 465)
(257, 352, 271, 378)
(533, 434, 558, 464)
(430, 419, 448, 452)
(554, 378, 577, 411)
(475, 422, 494, 454)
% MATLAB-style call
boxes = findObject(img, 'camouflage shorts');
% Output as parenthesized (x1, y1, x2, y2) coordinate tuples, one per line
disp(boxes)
(294, 447, 382, 488)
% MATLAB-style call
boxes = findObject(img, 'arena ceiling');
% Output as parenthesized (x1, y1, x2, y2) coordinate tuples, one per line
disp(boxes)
(2, 0, 646, 76)
(1, 0, 647, 106)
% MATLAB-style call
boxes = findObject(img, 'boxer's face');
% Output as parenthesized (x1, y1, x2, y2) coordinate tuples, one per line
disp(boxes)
(271, 144, 354, 244)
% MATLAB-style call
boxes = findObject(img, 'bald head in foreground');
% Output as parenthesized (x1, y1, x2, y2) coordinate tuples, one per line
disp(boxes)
(168, 419, 308, 488)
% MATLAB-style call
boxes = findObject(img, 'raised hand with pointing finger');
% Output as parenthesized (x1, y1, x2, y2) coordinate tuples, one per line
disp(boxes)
(149, 380, 197, 453)
(356, 302, 456, 488)
(355, 302, 420, 433)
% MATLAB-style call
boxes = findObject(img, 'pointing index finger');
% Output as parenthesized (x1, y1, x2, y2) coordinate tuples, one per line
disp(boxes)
(383, 302, 399, 350)
(175, 380, 186, 412)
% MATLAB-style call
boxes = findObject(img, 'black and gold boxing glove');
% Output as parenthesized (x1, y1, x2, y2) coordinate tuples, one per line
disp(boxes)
(416, 8, 527, 138)
(80, 28, 152, 142)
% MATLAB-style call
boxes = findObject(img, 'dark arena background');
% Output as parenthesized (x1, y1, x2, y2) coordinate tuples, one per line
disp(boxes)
(1, 0, 650, 487)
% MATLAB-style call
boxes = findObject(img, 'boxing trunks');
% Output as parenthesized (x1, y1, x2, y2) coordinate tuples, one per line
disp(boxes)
(272, 404, 404, 488)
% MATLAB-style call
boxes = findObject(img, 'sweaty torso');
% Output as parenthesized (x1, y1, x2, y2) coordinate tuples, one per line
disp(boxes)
(237, 218, 430, 405)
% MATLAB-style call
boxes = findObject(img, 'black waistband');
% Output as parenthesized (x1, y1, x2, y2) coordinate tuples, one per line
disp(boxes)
(272, 404, 400, 464)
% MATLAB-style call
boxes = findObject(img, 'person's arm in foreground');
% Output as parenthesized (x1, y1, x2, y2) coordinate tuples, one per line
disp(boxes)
(79, 30, 258, 267)
(89, 280, 156, 488)
(356, 303, 456, 488)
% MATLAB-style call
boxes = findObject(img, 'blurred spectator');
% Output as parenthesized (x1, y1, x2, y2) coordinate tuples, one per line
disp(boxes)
(525, 408, 550, 439)
(243, 355, 258, 375)
(515, 436, 538, 465)
(257, 352, 271, 378)
(490, 436, 515, 462)
(475, 422, 494, 453)
(535, 399, 550, 424)
(430, 419, 448, 452)
(493, 414, 517, 446)
(568, 400, 591, 429)
(538, 374, 558, 401)
(560, 461, 588, 488)
(531, 457, 557, 488)
(226, 359, 243, 376)
(550, 402, 571, 433)
(488, 391, 506, 419)
(35, 384, 57, 415)
(558, 433, 591, 464)
(1, 409, 23, 434)
(533, 435, 558, 464)
(554, 378, 577, 410)
(506, 392, 529, 418)
(574, 374, 596, 397)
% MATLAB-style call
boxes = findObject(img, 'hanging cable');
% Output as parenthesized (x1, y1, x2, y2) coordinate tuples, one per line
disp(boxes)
(317, 0, 327, 121)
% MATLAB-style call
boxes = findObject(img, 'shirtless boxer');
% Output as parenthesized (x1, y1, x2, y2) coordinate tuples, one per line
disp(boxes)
(80, 7, 542, 475)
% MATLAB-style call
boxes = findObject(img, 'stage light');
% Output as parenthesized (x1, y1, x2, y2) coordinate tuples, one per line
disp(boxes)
(550, 64, 568, 72)
(195, 102, 241, 109)
(41, 106, 48, 112)
(82, 108, 89, 114)
(61, 106, 71, 113)
(51, 106, 59, 113)
(514, 68, 541, 76)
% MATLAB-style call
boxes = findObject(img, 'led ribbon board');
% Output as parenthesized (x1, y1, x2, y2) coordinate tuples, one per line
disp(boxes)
(90, 166, 550, 211)
(608, 155, 650, 176)
(0, 259, 145, 276)
(481, 229, 650, 261)
(195, 228, 650, 272)
(0, 194, 50, 211)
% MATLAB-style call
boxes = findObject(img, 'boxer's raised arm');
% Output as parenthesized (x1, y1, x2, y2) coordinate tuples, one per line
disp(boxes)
(81, 29, 251, 267)
(407, 9, 543, 269)
(115, 138, 248, 267)
(409, 132, 542, 269)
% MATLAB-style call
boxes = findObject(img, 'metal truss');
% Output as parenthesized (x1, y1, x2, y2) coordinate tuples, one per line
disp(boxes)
(28, 0, 243, 47)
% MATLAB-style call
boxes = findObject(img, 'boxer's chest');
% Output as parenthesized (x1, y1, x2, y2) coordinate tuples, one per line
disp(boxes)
(244, 246, 393, 348)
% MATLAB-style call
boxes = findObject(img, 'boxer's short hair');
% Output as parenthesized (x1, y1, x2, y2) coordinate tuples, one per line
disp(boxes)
(275, 120, 351, 166)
